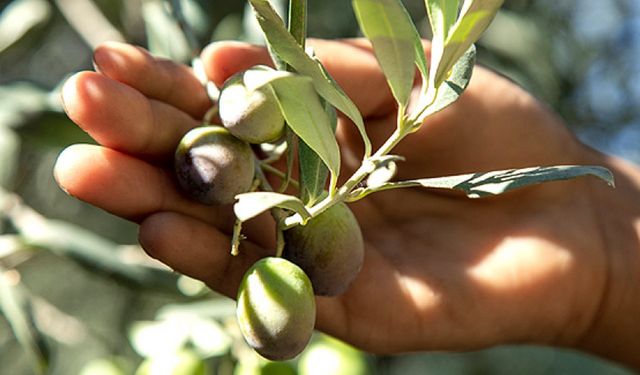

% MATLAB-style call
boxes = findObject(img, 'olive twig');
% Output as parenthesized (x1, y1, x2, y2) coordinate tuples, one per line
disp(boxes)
(260, 163, 300, 190)
(282, 120, 414, 229)
(230, 219, 244, 257)
(254, 158, 289, 256)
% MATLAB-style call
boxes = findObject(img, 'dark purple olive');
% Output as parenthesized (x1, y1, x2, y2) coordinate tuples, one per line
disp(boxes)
(175, 125, 254, 205)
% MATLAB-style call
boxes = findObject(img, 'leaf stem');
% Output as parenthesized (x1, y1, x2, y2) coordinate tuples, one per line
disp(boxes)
(260, 162, 300, 189)
(282, 120, 411, 228)
(288, 0, 307, 49)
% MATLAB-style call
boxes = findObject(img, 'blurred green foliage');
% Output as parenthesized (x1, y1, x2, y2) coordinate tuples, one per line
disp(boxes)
(0, 0, 637, 374)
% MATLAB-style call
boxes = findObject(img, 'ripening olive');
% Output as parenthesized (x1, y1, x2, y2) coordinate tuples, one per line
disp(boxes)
(218, 66, 285, 144)
(283, 202, 364, 296)
(236, 257, 316, 361)
(175, 125, 254, 205)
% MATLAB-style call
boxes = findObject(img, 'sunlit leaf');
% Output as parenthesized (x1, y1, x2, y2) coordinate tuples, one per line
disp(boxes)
(79, 357, 128, 375)
(234, 192, 311, 222)
(129, 320, 190, 358)
(352, 0, 422, 106)
(0, 0, 51, 54)
(430, 0, 504, 88)
(248, 0, 372, 156)
(142, 1, 190, 62)
(418, 45, 475, 122)
(426, 0, 460, 39)
(299, 100, 337, 205)
(349, 165, 614, 200)
(270, 76, 341, 179)
(157, 299, 236, 321)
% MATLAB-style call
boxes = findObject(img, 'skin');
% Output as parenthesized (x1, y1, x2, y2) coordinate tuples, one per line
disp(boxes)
(55, 39, 640, 368)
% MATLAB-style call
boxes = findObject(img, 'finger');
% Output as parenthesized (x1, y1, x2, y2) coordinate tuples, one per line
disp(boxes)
(93, 41, 210, 118)
(62, 71, 198, 159)
(139, 211, 271, 298)
(53, 144, 223, 225)
(201, 39, 395, 118)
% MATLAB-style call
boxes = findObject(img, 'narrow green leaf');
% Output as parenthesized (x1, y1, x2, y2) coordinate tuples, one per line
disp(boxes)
(0, 128, 19, 188)
(249, 0, 372, 157)
(349, 165, 614, 200)
(418, 45, 475, 121)
(299, 100, 337, 205)
(425, 0, 460, 39)
(430, 0, 503, 88)
(0, 268, 49, 374)
(1, 189, 180, 292)
(234, 192, 311, 222)
(229, 67, 340, 192)
(142, 1, 191, 62)
(269, 76, 341, 179)
(0, 0, 52, 55)
(425, 0, 459, 94)
(280, 127, 297, 193)
(352, 0, 421, 106)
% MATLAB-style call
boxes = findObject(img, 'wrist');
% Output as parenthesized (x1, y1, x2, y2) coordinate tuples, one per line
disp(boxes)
(575, 148, 640, 369)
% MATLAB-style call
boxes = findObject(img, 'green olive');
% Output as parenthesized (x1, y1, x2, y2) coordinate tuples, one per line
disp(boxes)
(283, 202, 364, 296)
(218, 66, 285, 144)
(175, 125, 254, 205)
(236, 257, 316, 361)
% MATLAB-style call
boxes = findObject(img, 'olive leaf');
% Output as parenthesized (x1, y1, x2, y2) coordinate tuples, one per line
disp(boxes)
(234, 192, 311, 222)
(352, 0, 427, 107)
(233, 67, 341, 181)
(269, 76, 341, 182)
(348, 165, 614, 200)
(426, 0, 460, 39)
(429, 0, 504, 88)
(1, 188, 179, 291)
(0, 268, 49, 374)
(142, 1, 191, 62)
(416, 45, 475, 123)
(299, 101, 337, 206)
(249, 0, 372, 157)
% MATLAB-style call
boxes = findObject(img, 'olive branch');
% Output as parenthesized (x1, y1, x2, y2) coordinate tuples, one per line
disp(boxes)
(231, 0, 614, 244)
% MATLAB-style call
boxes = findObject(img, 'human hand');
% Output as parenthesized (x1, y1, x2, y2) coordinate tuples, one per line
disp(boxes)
(54, 39, 640, 366)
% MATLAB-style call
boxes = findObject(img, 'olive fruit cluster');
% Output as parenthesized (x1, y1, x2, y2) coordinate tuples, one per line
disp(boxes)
(173, 65, 365, 361)
(174, 66, 286, 206)
(235, 203, 364, 360)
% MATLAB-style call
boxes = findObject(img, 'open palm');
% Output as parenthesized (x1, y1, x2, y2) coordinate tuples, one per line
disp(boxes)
(55, 39, 608, 354)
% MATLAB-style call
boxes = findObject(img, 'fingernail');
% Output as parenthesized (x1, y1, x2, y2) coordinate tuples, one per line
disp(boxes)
(92, 45, 110, 73)
(93, 42, 128, 74)
(61, 74, 79, 114)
